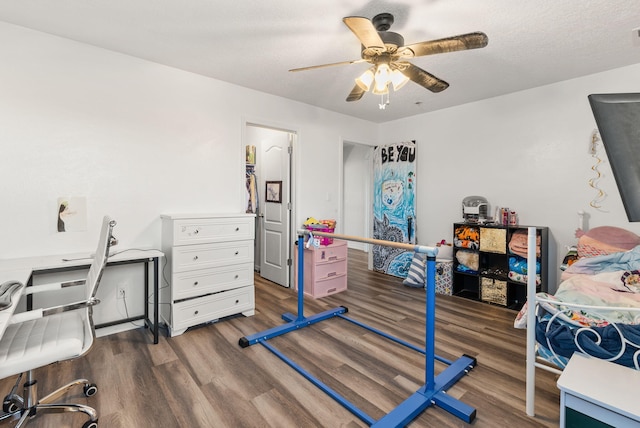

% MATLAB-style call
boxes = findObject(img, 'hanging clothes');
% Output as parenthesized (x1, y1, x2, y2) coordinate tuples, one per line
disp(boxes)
(246, 167, 258, 214)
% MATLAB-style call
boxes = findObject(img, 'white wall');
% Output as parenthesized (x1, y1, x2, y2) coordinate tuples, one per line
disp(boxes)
(0, 21, 379, 257)
(4, 19, 640, 321)
(379, 63, 640, 290)
(0, 22, 378, 329)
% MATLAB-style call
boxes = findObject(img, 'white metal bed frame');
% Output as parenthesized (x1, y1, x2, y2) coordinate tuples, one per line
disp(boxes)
(524, 227, 640, 417)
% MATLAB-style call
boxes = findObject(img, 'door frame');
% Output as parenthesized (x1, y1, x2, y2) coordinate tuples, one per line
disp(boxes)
(242, 118, 299, 288)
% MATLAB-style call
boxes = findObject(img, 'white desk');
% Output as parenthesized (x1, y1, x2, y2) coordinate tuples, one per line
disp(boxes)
(0, 249, 164, 344)
(557, 353, 640, 427)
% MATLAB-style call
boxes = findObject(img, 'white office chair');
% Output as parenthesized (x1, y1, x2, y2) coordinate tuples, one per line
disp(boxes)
(0, 216, 117, 428)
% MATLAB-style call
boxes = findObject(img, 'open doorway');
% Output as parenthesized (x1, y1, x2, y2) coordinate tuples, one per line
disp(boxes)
(341, 141, 373, 253)
(245, 123, 296, 288)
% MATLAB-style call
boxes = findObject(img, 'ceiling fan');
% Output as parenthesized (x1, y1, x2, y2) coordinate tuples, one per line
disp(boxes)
(289, 13, 488, 103)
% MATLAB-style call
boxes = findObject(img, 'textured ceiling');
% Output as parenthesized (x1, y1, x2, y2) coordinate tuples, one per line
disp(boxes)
(0, 0, 639, 123)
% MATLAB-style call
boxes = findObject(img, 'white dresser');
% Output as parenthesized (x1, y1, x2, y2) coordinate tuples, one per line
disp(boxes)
(160, 213, 256, 337)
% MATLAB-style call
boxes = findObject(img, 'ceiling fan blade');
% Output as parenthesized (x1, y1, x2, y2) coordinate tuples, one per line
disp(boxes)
(343, 16, 385, 50)
(403, 32, 488, 57)
(289, 58, 366, 72)
(402, 63, 449, 93)
(346, 84, 366, 102)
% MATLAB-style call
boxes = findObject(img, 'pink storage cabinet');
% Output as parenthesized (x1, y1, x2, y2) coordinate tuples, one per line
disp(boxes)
(294, 239, 347, 298)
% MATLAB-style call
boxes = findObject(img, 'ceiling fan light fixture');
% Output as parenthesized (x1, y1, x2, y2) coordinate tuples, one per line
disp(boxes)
(355, 69, 374, 91)
(372, 82, 389, 95)
(374, 63, 390, 85)
(390, 69, 409, 91)
(373, 64, 391, 94)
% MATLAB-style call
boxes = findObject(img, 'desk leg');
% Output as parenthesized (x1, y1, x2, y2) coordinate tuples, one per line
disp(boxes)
(153, 257, 159, 344)
(144, 257, 160, 345)
(143, 258, 160, 344)
(144, 261, 149, 328)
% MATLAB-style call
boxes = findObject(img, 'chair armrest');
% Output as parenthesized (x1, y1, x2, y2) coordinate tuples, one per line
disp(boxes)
(0, 281, 23, 310)
(24, 279, 86, 295)
(42, 297, 99, 317)
(10, 298, 97, 321)
(9, 308, 43, 324)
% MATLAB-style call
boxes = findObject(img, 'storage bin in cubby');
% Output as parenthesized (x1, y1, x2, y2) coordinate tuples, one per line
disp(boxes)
(480, 277, 507, 306)
(479, 227, 507, 253)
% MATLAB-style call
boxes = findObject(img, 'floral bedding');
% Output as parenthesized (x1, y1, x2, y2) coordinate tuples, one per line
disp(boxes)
(514, 246, 640, 369)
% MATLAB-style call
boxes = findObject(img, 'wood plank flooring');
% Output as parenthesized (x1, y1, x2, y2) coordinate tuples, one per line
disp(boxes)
(0, 249, 561, 427)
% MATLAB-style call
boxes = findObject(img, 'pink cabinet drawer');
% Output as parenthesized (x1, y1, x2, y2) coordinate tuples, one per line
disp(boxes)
(310, 240, 347, 263)
(313, 259, 346, 280)
(309, 273, 347, 298)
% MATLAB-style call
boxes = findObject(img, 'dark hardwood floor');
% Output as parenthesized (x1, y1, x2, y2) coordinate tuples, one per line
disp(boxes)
(1, 249, 560, 427)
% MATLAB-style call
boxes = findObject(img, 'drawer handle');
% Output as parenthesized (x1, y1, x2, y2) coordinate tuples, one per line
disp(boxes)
(194, 310, 199, 315)
(193, 281, 199, 286)
(235, 227, 240, 232)
(234, 275, 239, 279)
(193, 255, 199, 261)
(194, 229, 199, 234)
(328, 256, 337, 261)
(327, 272, 336, 277)
(235, 251, 239, 255)
(235, 299, 239, 304)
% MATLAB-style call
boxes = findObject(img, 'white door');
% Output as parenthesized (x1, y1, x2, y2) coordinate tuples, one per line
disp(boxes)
(255, 127, 292, 287)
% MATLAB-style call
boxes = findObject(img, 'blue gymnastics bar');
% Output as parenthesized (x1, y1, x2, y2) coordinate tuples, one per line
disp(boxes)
(239, 230, 477, 426)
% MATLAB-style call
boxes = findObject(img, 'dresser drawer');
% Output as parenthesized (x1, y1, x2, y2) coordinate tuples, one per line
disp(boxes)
(310, 240, 347, 264)
(172, 262, 254, 301)
(171, 286, 255, 332)
(172, 240, 253, 272)
(171, 216, 255, 245)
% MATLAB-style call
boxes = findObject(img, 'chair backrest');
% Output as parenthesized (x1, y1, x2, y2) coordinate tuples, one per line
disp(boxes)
(85, 216, 117, 302)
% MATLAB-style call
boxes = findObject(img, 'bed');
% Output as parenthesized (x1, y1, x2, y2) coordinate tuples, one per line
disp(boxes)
(514, 227, 640, 417)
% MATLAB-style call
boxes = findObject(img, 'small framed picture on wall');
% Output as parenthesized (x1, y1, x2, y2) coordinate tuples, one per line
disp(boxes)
(265, 180, 282, 203)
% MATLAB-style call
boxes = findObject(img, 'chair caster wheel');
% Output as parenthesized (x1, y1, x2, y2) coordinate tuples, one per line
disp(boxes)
(82, 420, 98, 428)
(83, 384, 98, 397)
(2, 394, 23, 413)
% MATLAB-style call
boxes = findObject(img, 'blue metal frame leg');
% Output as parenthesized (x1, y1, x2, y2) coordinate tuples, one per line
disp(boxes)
(336, 313, 453, 366)
(260, 340, 376, 426)
(371, 355, 477, 427)
(238, 234, 477, 426)
(239, 306, 347, 348)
